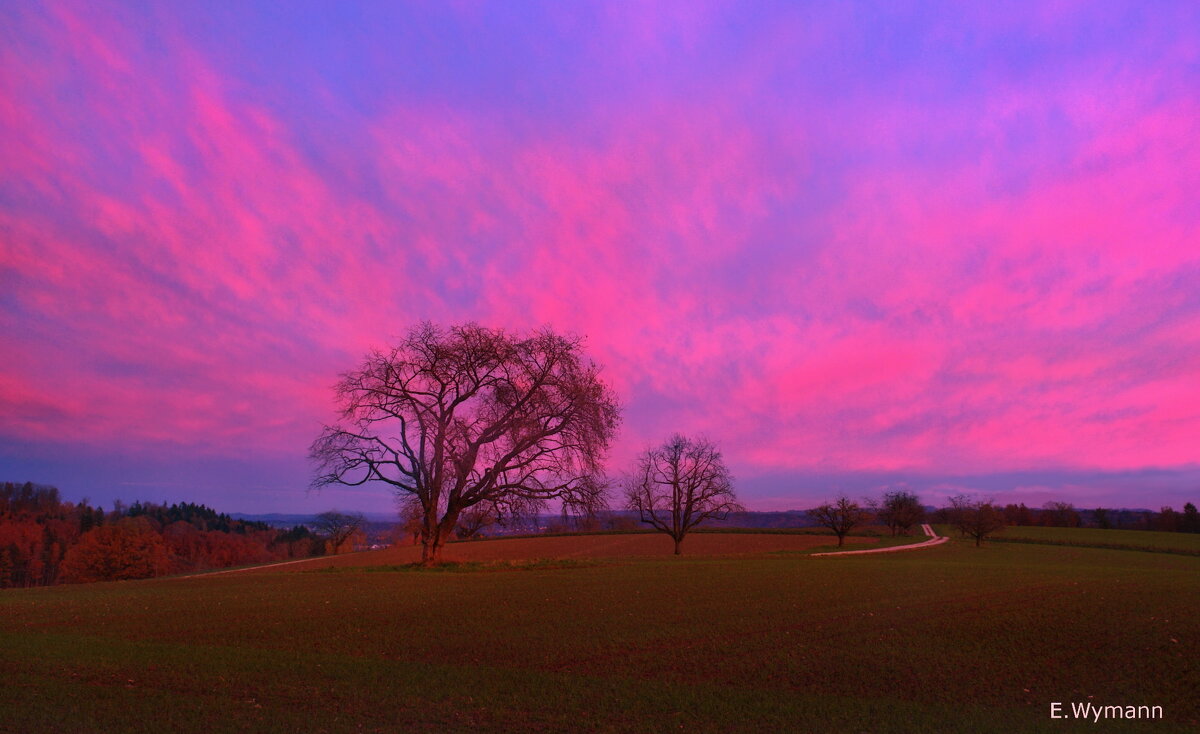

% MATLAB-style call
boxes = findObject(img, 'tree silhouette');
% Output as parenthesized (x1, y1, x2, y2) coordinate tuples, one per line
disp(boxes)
(311, 323, 619, 564)
(624, 435, 742, 555)
(809, 496, 871, 547)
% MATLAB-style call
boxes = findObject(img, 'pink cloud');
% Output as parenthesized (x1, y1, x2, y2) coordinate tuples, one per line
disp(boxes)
(2, 1, 1198, 509)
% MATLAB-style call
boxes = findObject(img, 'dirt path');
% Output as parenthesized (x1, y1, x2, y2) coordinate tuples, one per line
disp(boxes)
(187, 553, 361, 577)
(810, 523, 947, 557)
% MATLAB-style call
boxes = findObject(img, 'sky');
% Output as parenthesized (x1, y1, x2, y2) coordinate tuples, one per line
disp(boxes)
(2, 1, 1199, 515)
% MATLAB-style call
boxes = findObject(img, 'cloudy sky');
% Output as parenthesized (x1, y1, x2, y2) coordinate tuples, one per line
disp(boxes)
(3, 1, 1199, 514)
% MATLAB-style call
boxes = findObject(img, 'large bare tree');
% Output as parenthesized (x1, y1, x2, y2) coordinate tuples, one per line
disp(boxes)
(311, 323, 620, 565)
(624, 434, 743, 555)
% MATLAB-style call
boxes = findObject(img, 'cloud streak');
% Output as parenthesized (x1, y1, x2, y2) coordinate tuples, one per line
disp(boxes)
(2, 1, 1198, 511)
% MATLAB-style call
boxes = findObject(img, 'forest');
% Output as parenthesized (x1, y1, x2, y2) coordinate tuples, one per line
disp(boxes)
(0, 482, 322, 588)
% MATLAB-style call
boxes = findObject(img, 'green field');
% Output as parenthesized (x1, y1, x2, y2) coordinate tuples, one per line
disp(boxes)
(987, 526, 1200, 555)
(1, 536, 1196, 732)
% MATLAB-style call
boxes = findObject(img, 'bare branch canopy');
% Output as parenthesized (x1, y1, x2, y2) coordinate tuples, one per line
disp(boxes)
(624, 434, 743, 555)
(310, 322, 620, 564)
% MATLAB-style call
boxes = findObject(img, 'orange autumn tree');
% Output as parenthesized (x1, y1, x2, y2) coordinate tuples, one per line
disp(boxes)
(59, 517, 170, 582)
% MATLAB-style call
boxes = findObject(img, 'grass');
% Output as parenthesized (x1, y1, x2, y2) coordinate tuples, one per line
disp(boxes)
(1, 536, 1196, 732)
(314, 558, 604, 573)
(986, 526, 1200, 556)
(453, 524, 902, 541)
(691, 524, 900, 536)
(773, 532, 934, 555)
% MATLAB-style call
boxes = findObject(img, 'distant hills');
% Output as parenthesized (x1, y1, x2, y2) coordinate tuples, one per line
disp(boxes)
(231, 512, 400, 526)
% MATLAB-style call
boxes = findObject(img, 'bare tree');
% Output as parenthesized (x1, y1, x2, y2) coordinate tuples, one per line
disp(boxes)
(876, 489, 925, 536)
(1042, 501, 1080, 528)
(311, 323, 620, 565)
(396, 496, 424, 546)
(809, 496, 871, 547)
(948, 495, 1005, 546)
(455, 505, 498, 539)
(1155, 506, 1179, 533)
(497, 494, 547, 534)
(313, 511, 364, 554)
(624, 434, 743, 555)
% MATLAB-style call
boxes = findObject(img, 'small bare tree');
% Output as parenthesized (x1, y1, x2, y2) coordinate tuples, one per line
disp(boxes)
(948, 495, 1006, 546)
(1042, 501, 1080, 528)
(313, 511, 364, 554)
(397, 497, 424, 546)
(809, 496, 871, 547)
(455, 505, 497, 539)
(877, 489, 925, 536)
(311, 323, 620, 565)
(493, 495, 546, 534)
(624, 435, 743, 555)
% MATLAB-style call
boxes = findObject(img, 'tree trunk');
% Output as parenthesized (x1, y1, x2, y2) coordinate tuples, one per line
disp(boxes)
(975, 535, 982, 547)
(420, 520, 444, 566)
(673, 537, 682, 555)
(420, 533, 442, 565)
(420, 510, 461, 566)
(836, 532, 845, 546)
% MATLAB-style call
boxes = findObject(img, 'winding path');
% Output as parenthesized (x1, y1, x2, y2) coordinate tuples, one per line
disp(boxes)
(811, 523, 947, 557)
(189, 553, 354, 577)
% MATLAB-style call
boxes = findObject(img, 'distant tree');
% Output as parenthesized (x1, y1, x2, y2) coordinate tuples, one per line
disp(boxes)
(0, 545, 13, 587)
(809, 496, 871, 547)
(1092, 507, 1112, 530)
(455, 505, 498, 539)
(1155, 506, 1179, 533)
(397, 497, 424, 546)
(0, 481, 64, 516)
(1181, 502, 1199, 533)
(59, 518, 170, 583)
(948, 495, 1006, 547)
(624, 435, 742, 555)
(876, 489, 924, 536)
(313, 511, 364, 554)
(604, 513, 640, 532)
(161, 520, 204, 572)
(491, 494, 547, 535)
(1041, 501, 1080, 528)
(566, 506, 603, 532)
(1002, 503, 1033, 526)
(310, 322, 620, 565)
(274, 525, 322, 558)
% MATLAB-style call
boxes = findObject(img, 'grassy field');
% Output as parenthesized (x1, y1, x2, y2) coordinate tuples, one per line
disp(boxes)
(985, 526, 1200, 555)
(1, 533, 1196, 732)
(253, 528, 915, 573)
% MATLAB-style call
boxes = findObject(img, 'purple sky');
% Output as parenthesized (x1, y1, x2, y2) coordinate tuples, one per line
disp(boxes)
(2, 1, 1199, 514)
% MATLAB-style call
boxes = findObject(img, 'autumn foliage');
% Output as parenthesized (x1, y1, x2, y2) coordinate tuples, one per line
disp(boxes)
(0, 482, 321, 587)
(59, 518, 171, 582)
